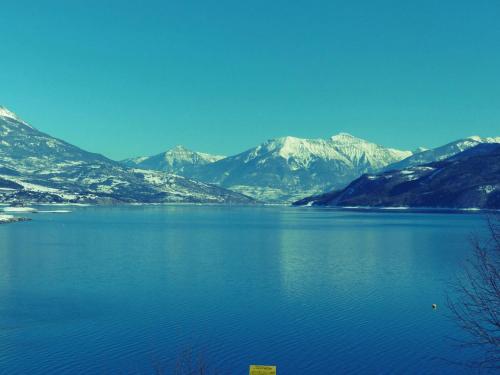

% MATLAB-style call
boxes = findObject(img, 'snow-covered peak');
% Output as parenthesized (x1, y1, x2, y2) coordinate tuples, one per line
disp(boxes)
(170, 145, 189, 152)
(121, 145, 224, 172)
(330, 132, 360, 142)
(242, 133, 412, 172)
(251, 136, 329, 160)
(465, 135, 500, 143)
(0, 106, 32, 128)
(271, 136, 305, 150)
(163, 145, 224, 163)
(385, 134, 500, 171)
(163, 145, 193, 158)
(263, 136, 301, 147)
(0, 106, 19, 120)
(452, 136, 500, 152)
(330, 133, 411, 159)
(276, 137, 331, 161)
(413, 147, 428, 153)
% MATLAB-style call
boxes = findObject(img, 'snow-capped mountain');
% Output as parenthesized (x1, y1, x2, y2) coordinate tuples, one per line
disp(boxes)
(186, 133, 412, 202)
(0, 106, 253, 204)
(385, 136, 500, 171)
(122, 145, 224, 174)
(294, 143, 500, 209)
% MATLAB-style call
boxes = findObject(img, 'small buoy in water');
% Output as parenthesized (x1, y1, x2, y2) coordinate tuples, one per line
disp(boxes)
(432, 304, 437, 310)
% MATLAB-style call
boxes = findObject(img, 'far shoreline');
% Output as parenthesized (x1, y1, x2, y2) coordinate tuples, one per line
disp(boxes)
(294, 205, 499, 215)
(1, 202, 498, 216)
(0, 214, 31, 224)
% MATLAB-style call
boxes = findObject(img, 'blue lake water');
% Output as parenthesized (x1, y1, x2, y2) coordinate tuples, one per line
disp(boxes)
(0, 206, 490, 374)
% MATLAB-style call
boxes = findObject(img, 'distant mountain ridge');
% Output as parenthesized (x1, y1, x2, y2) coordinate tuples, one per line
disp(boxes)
(0, 106, 254, 204)
(193, 133, 413, 202)
(3, 104, 499, 206)
(122, 145, 224, 174)
(127, 133, 413, 202)
(294, 143, 500, 209)
(385, 135, 500, 171)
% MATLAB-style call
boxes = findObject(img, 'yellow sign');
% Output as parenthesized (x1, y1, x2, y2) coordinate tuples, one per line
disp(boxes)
(249, 365, 276, 375)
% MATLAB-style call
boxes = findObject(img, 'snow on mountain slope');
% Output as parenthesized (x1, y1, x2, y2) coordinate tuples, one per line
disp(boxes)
(187, 133, 412, 202)
(0, 106, 253, 204)
(385, 136, 500, 171)
(329, 133, 412, 170)
(0, 106, 31, 126)
(122, 145, 224, 174)
(295, 143, 500, 209)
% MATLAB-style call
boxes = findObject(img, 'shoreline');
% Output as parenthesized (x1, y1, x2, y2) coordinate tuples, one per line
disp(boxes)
(0, 202, 497, 214)
(0, 214, 31, 224)
(295, 205, 499, 214)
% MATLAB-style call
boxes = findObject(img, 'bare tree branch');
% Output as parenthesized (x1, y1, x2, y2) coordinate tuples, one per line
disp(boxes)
(447, 213, 500, 370)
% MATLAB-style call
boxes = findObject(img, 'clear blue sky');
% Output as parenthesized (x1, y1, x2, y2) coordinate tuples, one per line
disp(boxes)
(1, 0, 499, 160)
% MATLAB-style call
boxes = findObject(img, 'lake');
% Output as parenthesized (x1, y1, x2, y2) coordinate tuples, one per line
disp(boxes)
(0, 206, 490, 374)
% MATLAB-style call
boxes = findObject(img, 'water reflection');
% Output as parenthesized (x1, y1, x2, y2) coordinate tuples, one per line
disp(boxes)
(0, 206, 487, 374)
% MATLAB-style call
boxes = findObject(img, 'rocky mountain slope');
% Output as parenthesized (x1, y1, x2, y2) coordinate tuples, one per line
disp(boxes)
(0, 106, 254, 204)
(385, 136, 500, 171)
(294, 143, 500, 209)
(183, 133, 412, 202)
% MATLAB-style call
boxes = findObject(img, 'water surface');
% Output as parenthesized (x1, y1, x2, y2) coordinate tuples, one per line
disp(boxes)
(0, 206, 488, 374)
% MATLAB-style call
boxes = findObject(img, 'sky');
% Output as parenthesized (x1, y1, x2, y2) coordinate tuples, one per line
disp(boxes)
(0, 0, 499, 160)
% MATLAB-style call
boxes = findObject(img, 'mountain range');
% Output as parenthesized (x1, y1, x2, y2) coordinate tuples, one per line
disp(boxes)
(1, 105, 498, 208)
(294, 143, 500, 209)
(125, 133, 413, 202)
(384, 135, 500, 171)
(122, 145, 224, 175)
(0, 106, 253, 204)
(124, 134, 500, 203)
